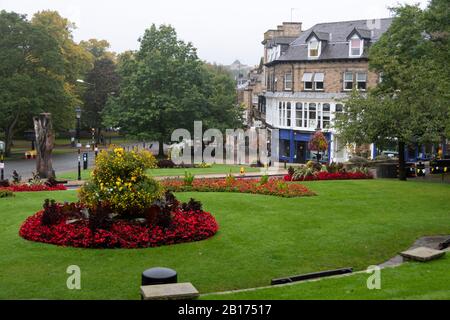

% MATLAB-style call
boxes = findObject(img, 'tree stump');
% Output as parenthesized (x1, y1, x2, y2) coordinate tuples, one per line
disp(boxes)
(33, 113, 55, 179)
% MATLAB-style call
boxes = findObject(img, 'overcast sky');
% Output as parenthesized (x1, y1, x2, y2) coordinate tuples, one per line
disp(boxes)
(1, 0, 429, 66)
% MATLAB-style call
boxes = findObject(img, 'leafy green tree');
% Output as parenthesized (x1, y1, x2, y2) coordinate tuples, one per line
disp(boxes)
(80, 39, 116, 61)
(0, 11, 67, 156)
(103, 24, 242, 157)
(82, 58, 120, 142)
(335, 1, 449, 180)
(31, 10, 94, 131)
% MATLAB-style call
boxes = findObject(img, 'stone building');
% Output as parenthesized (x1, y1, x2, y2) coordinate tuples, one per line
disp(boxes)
(259, 18, 393, 164)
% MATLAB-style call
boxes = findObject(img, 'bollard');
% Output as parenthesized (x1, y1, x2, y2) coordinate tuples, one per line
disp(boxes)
(141, 267, 177, 286)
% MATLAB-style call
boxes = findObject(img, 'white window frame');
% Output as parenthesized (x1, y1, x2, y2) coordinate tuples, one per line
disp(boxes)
(308, 103, 317, 129)
(308, 37, 321, 59)
(284, 73, 293, 91)
(349, 35, 364, 57)
(343, 72, 354, 91)
(314, 73, 325, 91)
(303, 72, 313, 91)
(356, 72, 367, 91)
(322, 103, 331, 129)
(295, 102, 303, 128)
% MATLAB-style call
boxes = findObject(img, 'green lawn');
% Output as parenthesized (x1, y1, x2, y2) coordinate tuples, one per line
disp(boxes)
(0, 180, 449, 299)
(58, 164, 262, 180)
(203, 255, 450, 300)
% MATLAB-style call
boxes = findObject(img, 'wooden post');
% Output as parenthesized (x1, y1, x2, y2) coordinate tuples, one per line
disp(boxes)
(33, 113, 55, 179)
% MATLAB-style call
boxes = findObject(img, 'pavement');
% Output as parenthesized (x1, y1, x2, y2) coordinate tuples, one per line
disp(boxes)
(1, 141, 164, 180)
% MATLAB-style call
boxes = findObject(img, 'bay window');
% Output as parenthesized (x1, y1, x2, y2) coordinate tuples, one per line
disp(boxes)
(308, 103, 317, 128)
(322, 103, 331, 129)
(295, 103, 303, 127)
(286, 102, 292, 127)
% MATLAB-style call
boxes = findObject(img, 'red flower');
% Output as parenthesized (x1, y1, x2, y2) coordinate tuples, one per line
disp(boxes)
(1, 184, 67, 192)
(19, 207, 219, 249)
(161, 177, 315, 198)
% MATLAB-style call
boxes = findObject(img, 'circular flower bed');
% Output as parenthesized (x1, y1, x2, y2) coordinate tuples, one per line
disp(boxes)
(19, 205, 218, 249)
(19, 148, 219, 249)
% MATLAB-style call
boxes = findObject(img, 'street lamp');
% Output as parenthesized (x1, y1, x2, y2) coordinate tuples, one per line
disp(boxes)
(0, 141, 5, 181)
(75, 107, 82, 181)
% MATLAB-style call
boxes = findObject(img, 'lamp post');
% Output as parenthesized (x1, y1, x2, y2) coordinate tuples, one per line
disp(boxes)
(0, 141, 5, 181)
(91, 128, 95, 151)
(75, 107, 82, 181)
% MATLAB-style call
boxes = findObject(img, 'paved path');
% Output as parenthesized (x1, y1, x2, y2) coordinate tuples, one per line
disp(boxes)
(2, 150, 96, 180)
(1, 141, 164, 180)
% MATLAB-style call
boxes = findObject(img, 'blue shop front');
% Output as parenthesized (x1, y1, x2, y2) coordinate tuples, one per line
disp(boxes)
(278, 129, 331, 164)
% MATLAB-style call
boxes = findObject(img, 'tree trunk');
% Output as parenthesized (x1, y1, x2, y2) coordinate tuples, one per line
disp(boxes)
(33, 113, 55, 179)
(398, 140, 407, 181)
(442, 136, 447, 158)
(158, 137, 165, 159)
(4, 113, 20, 157)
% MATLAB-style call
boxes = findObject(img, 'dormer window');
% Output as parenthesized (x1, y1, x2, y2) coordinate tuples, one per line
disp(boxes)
(349, 35, 363, 57)
(308, 38, 321, 58)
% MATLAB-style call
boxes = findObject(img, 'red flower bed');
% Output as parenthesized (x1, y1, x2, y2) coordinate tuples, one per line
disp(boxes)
(284, 171, 373, 182)
(1, 184, 67, 192)
(19, 207, 218, 249)
(161, 178, 315, 198)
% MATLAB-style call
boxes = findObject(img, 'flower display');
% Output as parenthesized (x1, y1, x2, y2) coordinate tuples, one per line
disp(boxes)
(19, 205, 218, 249)
(308, 131, 329, 153)
(162, 178, 316, 198)
(19, 147, 219, 249)
(284, 171, 373, 182)
(0, 184, 67, 192)
(78, 147, 163, 217)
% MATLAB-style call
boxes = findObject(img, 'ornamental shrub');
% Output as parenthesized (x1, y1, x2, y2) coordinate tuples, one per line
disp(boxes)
(78, 148, 163, 217)
(183, 171, 195, 187)
(157, 159, 176, 168)
(0, 189, 14, 198)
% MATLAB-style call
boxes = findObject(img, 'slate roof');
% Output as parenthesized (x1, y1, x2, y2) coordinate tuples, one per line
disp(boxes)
(268, 18, 393, 64)
(265, 36, 299, 48)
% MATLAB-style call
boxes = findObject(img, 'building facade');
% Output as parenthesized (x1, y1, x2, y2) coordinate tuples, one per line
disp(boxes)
(259, 18, 393, 164)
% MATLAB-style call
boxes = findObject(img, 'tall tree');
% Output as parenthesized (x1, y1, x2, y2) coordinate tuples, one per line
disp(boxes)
(31, 10, 94, 131)
(0, 11, 66, 156)
(82, 58, 120, 142)
(335, 1, 449, 180)
(80, 38, 116, 61)
(103, 24, 242, 157)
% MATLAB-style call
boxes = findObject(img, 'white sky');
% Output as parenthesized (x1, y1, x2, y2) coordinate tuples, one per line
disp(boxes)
(1, 0, 429, 66)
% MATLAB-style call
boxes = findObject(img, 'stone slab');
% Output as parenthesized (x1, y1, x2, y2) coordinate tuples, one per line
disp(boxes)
(400, 247, 445, 262)
(140, 283, 199, 300)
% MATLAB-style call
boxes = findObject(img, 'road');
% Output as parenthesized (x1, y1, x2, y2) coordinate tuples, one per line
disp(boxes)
(1, 142, 166, 180)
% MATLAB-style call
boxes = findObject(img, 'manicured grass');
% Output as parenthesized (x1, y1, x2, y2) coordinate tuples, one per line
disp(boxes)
(58, 164, 261, 180)
(0, 180, 449, 299)
(203, 255, 450, 300)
